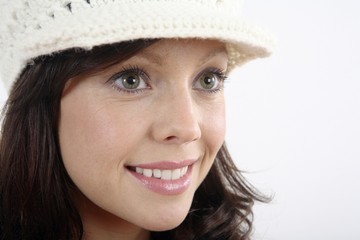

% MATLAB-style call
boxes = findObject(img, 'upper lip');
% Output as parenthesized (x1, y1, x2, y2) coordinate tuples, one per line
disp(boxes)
(128, 159, 198, 170)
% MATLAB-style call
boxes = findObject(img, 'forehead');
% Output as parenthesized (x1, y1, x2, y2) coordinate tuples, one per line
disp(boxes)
(133, 39, 228, 65)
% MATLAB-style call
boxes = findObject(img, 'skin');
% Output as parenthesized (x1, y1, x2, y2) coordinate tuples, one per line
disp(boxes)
(59, 39, 228, 240)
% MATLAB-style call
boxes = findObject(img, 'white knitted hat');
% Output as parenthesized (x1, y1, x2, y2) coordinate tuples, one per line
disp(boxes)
(0, 0, 275, 92)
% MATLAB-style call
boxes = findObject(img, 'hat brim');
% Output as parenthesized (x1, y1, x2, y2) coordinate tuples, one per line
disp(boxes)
(1, 1, 275, 91)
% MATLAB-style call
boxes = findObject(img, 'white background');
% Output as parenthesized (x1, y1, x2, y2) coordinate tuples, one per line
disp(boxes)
(225, 0, 360, 239)
(1, 1, 359, 239)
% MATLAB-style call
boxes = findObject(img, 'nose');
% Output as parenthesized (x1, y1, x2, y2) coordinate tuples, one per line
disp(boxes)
(151, 90, 201, 144)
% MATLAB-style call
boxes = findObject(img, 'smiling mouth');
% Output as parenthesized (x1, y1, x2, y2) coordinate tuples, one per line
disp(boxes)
(128, 166, 189, 180)
(126, 161, 195, 195)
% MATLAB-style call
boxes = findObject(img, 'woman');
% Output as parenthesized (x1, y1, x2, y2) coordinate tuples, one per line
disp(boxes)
(0, 1, 274, 239)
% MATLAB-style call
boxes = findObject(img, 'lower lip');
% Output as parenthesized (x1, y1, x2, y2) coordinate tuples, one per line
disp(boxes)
(128, 165, 193, 195)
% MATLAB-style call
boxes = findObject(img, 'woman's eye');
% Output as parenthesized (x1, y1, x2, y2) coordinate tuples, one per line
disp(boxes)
(119, 73, 142, 89)
(194, 70, 226, 92)
(199, 73, 217, 89)
(110, 68, 149, 93)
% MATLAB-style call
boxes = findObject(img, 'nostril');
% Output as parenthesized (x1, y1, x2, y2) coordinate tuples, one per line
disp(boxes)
(164, 136, 177, 141)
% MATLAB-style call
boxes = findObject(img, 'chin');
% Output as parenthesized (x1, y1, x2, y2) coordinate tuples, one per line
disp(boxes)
(141, 205, 190, 232)
(145, 217, 186, 232)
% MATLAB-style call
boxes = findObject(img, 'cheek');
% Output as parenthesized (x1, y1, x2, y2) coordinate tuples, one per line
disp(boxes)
(58, 91, 134, 193)
(58, 83, 153, 202)
(58, 97, 108, 193)
(197, 100, 226, 180)
(202, 100, 226, 150)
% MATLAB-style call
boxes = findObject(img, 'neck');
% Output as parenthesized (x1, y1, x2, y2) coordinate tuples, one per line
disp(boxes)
(74, 192, 150, 240)
(82, 223, 150, 240)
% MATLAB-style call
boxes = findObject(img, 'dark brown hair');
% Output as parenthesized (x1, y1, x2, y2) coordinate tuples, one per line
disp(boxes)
(0, 39, 267, 240)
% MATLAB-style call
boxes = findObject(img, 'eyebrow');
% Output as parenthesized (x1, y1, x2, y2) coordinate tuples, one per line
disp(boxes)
(133, 46, 228, 67)
(197, 47, 227, 67)
(135, 51, 164, 67)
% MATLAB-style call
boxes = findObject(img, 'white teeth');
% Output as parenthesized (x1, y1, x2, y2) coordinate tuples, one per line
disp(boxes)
(153, 169, 161, 178)
(134, 166, 189, 180)
(181, 166, 188, 176)
(172, 169, 181, 180)
(161, 170, 172, 180)
(143, 169, 152, 178)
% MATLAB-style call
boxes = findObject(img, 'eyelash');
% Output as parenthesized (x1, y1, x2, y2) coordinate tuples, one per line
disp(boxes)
(107, 66, 228, 94)
(108, 65, 150, 94)
(195, 68, 228, 94)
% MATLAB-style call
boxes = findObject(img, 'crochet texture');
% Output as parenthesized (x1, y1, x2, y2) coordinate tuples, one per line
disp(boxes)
(0, 0, 275, 91)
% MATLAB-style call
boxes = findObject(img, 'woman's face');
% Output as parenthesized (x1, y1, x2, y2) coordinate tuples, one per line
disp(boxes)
(59, 39, 227, 233)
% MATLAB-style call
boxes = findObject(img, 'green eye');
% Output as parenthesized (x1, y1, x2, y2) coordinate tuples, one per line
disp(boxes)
(199, 73, 217, 89)
(110, 67, 149, 93)
(194, 69, 226, 92)
(121, 73, 141, 89)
